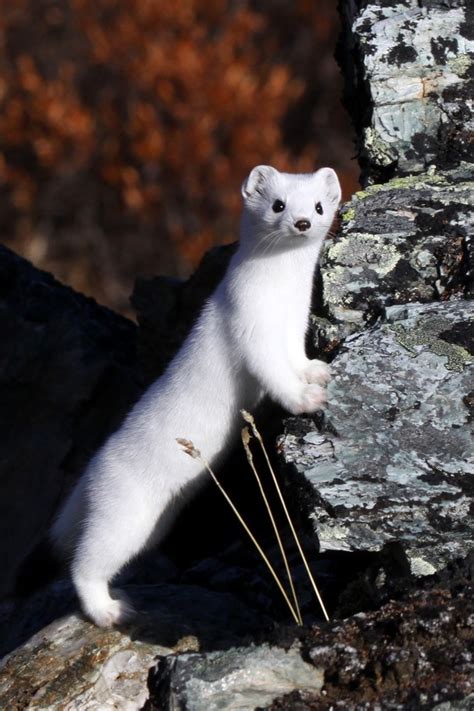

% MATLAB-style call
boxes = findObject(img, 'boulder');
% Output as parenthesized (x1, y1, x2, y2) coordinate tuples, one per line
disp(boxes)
(145, 555, 474, 711)
(281, 300, 473, 576)
(0, 574, 267, 709)
(319, 164, 473, 334)
(265, 555, 474, 711)
(0, 583, 163, 711)
(0, 239, 236, 599)
(0, 246, 141, 598)
(338, 0, 474, 184)
(146, 644, 323, 711)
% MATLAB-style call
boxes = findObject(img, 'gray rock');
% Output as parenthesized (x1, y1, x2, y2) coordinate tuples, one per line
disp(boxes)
(281, 300, 473, 575)
(146, 644, 323, 711)
(318, 165, 473, 333)
(338, 0, 474, 183)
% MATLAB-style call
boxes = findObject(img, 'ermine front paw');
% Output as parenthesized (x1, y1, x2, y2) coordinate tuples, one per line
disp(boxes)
(299, 383, 327, 413)
(303, 359, 331, 386)
(285, 383, 327, 415)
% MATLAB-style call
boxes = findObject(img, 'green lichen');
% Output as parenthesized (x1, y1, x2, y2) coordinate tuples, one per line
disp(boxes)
(353, 171, 450, 204)
(364, 127, 398, 167)
(448, 53, 472, 77)
(391, 316, 474, 373)
(354, 184, 384, 201)
(328, 233, 400, 276)
(341, 207, 356, 223)
(385, 173, 447, 191)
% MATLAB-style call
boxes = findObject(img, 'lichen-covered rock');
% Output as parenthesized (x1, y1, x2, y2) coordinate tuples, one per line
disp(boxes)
(0, 246, 141, 599)
(281, 300, 473, 576)
(145, 644, 323, 711)
(317, 165, 473, 333)
(338, 0, 474, 183)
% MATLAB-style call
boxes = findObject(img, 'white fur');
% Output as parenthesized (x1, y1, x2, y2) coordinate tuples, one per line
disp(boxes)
(51, 165, 341, 627)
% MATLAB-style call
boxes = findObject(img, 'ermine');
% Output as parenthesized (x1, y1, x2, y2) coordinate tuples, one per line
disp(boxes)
(51, 165, 341, 627)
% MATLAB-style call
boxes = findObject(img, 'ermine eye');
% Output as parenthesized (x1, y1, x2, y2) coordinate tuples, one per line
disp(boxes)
(315, 202, 323, 215)
(272, 199, 285, 213)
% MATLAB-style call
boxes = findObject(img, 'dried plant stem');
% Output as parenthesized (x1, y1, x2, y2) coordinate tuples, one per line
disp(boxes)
(240, 410, 330, 623)
(241, 426, 303, 626)
(176, 438, 301, 626)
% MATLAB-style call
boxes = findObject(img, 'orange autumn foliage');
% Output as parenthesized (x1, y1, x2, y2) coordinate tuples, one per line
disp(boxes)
(0, 0, 358, 313)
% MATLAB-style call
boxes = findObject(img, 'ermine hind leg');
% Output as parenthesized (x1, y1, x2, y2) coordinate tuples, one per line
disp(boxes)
(72, 500, 159, 627)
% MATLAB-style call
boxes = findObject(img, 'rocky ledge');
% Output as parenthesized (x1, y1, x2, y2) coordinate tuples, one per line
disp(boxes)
(282, 300, 473, 578)
(148, 555, 474, 711)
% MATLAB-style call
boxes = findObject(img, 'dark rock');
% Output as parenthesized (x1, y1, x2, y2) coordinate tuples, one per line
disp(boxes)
(0, 245, 141, 599)
(145, 555, 474, 711)
(281, 300, 473, 577)
(1, 240, 237, 601)
(131, 243, 236, 383)
(265, 554, 474, 711)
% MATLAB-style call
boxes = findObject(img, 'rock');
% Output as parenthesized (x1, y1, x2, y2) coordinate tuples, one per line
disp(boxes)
(145, 644, 323, 711)
(318, 165, 473, 334)
(338, 0, 474, 184)
(266, 554, 474, 710)
(131, 243, 236, 383)
(0, 575, 268, 709)
(281, 300, 473, 576)
(0, 585, 163, 710)
(146, 555, 474, 711)
(0, 245, 141, 599)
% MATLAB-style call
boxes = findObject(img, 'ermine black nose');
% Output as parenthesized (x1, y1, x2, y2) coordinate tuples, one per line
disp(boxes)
(295, 219, 311, 232)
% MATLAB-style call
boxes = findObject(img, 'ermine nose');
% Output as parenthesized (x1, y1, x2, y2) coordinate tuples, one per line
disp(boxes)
(294, 219, 311, 232)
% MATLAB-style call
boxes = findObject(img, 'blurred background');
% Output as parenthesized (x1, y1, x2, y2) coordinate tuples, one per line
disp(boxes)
(0, 0, 359, 316)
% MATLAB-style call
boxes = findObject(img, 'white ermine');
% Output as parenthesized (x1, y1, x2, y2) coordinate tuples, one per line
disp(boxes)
(51, 165, 341, 627)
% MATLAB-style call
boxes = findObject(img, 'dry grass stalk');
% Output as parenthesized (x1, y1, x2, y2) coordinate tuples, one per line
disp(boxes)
(176, 437, 301, 626)
(240, 410, 330, 623)
(241, 426, 303, 626)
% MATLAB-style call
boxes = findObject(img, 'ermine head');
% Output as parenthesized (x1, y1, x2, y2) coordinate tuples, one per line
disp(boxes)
(240, 165, 341, 251)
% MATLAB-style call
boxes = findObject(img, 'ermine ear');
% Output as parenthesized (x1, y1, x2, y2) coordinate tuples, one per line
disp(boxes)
(241, 165, 279, 199)
(316, 167, 341, 207)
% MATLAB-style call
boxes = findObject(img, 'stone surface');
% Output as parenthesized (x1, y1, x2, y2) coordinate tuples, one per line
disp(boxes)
(146, 644, 323, 711)
(338, 0, 474, 184)
(0, 575, 268, 709)
(266, 555, 474, 711)
(318, 165, 473, 332)
(131, 243, 236, 383)
(0, 595, 162, 710)
(0, 245, 141, 598)
(281, 300, 473, 576)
